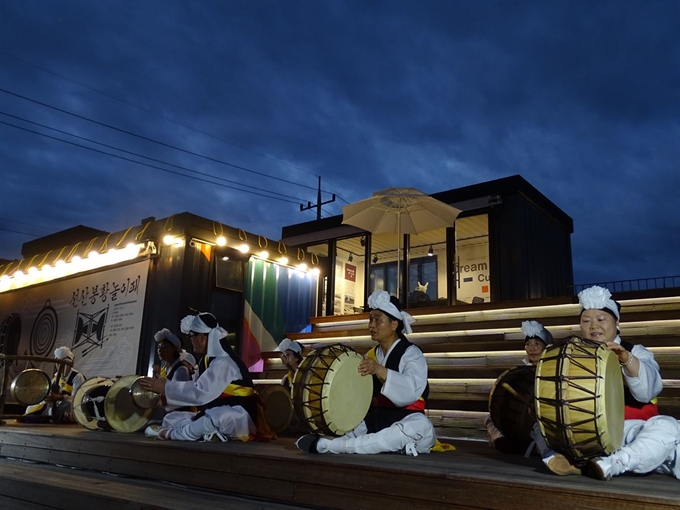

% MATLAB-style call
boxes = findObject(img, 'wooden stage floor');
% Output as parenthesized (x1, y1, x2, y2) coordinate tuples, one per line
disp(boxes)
(0, 423, 678, 510)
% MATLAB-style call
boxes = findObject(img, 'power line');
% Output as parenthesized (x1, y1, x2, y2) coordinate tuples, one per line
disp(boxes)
(0, 87, 333, 195)
(0, 51, 322, 179)
(0, 110, 307, 203)
(0, 216, 52, 231)
(0, 226, 40, 237)
(0, 119, 302, 205)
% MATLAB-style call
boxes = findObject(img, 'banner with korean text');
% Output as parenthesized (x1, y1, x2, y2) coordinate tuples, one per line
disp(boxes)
(0, 259, 150, 382)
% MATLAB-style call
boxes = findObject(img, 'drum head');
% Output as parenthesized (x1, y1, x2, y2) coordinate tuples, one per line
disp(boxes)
(321, 350, 372, 435)
(257, 384, 294, 434)
(104, 375, 154, 433)
(73, 377, 114, 430)
(595, 346, 624, 454)
(292, 344, 373, 436)
(11, 368, 51, 406)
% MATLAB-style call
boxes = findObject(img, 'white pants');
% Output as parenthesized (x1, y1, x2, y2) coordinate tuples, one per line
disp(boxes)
(161, 406, 255, 441)
(608, 416, 680, 478)
(327, 413, 435, 455)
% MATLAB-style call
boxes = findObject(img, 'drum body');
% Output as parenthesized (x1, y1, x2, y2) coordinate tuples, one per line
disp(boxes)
(73, 377, 115, 431)
(256, 383, 294, 434)
(535, 338, 624, 462)
(11, 368, 51, 406)
(489, 365, 535, 446)
(292, 343, 372, 436)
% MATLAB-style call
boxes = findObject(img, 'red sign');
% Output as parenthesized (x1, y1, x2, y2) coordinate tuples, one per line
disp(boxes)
(345, 264, 356, 282)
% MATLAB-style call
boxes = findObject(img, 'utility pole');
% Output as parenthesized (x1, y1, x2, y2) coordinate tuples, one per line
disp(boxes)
(300, 176, 336, 220)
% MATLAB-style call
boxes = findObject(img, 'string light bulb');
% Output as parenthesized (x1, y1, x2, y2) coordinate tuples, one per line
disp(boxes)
(216, 236, 227, 246)
(348, 252, 353, 262)
(372, 254, 378, 264)
(428, 245, 434, 256)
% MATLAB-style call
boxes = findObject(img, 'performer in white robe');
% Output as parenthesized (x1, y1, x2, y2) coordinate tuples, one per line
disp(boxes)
(141, 313, 256, 442)
(296, 290, 435, 456)
(549, 286, 680, 480)
(485, 320, 553, 459)
(22, 346, 85, 423)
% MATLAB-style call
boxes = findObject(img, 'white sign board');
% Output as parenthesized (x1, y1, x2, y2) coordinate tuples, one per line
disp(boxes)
(0, 259, 150, 380)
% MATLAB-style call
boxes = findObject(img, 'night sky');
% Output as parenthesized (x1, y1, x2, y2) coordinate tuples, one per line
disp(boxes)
(1, 1, 678, 286)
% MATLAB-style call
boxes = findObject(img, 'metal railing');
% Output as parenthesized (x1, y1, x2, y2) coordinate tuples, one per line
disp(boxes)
(571, 275, 680, 295)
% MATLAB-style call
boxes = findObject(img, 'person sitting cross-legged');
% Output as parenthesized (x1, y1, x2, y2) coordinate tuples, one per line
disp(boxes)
(140, 312, 257, 442)
(296, 290, 435, 456)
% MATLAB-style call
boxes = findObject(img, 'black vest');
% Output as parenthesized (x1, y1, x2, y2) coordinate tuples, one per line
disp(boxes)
(364, 338, 429, 434)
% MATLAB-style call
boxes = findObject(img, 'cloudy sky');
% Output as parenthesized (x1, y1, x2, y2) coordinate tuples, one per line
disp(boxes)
(0, 1, 678, 287)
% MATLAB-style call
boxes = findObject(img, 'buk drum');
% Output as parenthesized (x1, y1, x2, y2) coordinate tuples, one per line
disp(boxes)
(535, 337, 624, 462)
(73, 377, 115, 431)
(292, 343, 372, 436)
(488, 365, 536, 447)
(255, 383, 294, 435)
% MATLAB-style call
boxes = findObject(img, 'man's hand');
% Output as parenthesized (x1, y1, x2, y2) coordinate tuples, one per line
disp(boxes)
(138, 377, 166, 395)
(358, 358, 387, 381)
(44, 393, 63, 403)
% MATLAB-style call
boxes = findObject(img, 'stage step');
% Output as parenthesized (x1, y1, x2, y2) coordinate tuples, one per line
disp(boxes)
(0, 457, 308, 510)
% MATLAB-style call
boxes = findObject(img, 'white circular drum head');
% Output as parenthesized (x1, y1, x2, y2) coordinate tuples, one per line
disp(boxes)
(321, 350, 372, 435)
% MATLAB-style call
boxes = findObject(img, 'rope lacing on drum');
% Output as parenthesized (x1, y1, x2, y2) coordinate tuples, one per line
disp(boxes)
(81, 396, 107, 422)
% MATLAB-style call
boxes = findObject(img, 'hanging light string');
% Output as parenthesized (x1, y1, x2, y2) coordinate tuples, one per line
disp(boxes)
(212, 221, 224, 237)
(135, 221, 152, 241)
(164, 215, 175, 232)
(37, 250, 53, 269)
(98, 233, 113, 254)
(114, 227, 134, 248)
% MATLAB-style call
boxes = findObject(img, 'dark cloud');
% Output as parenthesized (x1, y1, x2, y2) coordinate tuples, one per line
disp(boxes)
(0, 1, 679, 287)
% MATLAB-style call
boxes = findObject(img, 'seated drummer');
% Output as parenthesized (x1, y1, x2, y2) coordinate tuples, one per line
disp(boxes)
(140, 312, 257, 442)
(296, 290, 435, 455)
(485, 320, 553, 454)
(277, 337, 303, 389)
(22, 346, 85, 424)
(155, 328, 193, 383)
(547, 285, 680, 481)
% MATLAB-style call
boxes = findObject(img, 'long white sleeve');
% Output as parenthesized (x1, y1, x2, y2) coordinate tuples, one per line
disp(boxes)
(165, 356, 241, 407)
(379, 343, 428, 407)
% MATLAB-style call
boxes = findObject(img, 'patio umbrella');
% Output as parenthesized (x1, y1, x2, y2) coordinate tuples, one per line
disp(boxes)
(342, 187, 462, 297)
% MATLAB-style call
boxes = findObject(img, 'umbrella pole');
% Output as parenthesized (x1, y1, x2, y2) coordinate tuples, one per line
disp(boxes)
(396, 211, 401, 299)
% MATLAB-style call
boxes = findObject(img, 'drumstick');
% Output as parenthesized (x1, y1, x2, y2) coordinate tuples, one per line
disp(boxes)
(501, 382, 534, 411)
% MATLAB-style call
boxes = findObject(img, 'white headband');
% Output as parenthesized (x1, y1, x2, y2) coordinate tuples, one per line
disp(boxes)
(154, 328, 181, 349)
(367, 290, 415, 334)
(578, 285, 620, 320)
(180, 313, 229, 358)
(54, 346, 74, 361)
(521, 320, 553, 345)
